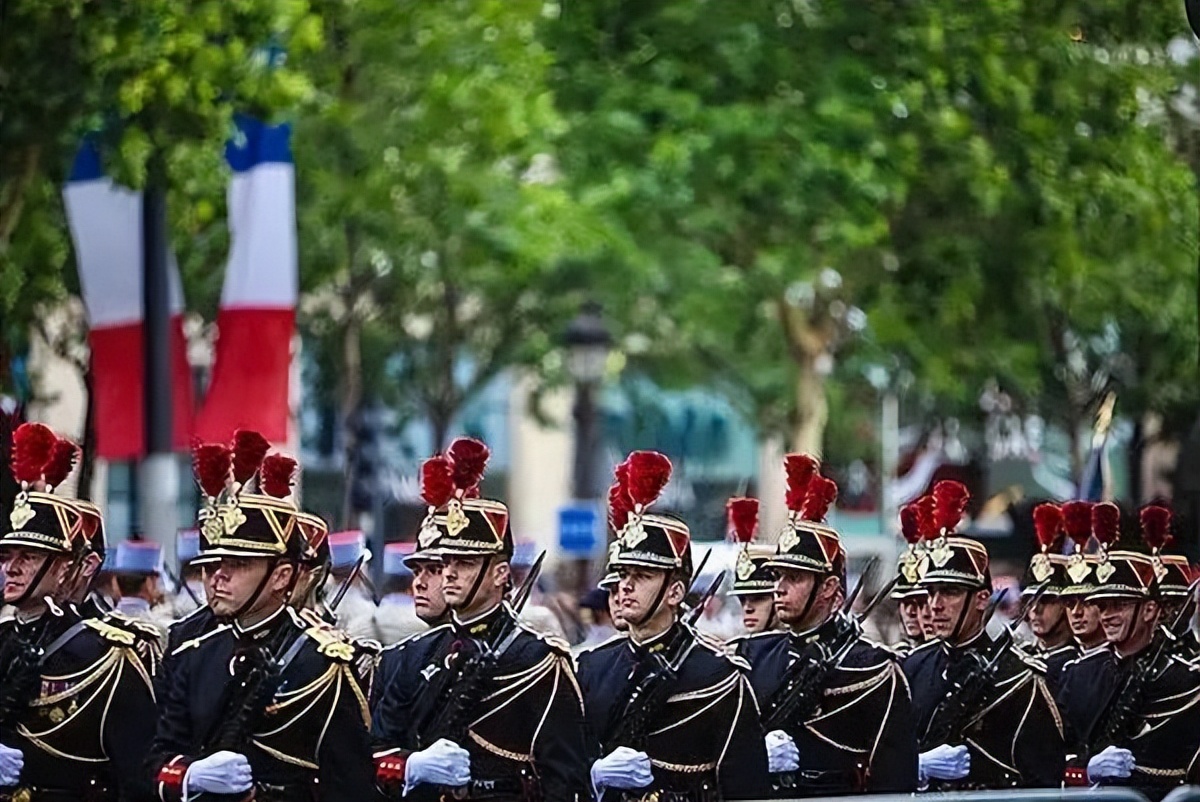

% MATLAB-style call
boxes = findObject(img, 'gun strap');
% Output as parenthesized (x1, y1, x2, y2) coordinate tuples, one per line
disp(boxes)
(41, 619, 90, 665)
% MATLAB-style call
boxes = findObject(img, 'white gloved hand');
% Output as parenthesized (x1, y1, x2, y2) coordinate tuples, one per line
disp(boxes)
(919, 744, 971, 783)
(591, 746, 654, 798)
(1088, 746, 1135, 782)
(0, 744, 23, 787)
(766, 729, 800, 773)
(405, 738, 471, 792)
(183, 751, 252, 796)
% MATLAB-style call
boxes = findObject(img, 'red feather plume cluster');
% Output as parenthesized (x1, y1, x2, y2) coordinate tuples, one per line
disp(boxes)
(727, 498, 759, 543)
(899, 503, 922, 545)
(420, 456, 456, 508)
(783, 454, 820, 512)
(42, 438, 79, 490)
(1091, 502, 1121, 548)
(1032, 503, 1063, 550)
(625, 451, 672, 509)
(192, 443, 233, 499)
(800, 476, 838, 522)
(260, 454, 298, 499)
(607, 460, 634, 532)
(11, 422, 56, 485)
(232, 430, 271, 485)
(932, 480, 969, 535)
(447, 437, 490, 495)
(915, 495, 938, 541)
(1139, 505, 1173, 551)
(1061, 501, 1093, 548)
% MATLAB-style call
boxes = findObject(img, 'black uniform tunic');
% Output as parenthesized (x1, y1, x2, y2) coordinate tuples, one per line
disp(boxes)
(1057, 643, 1200, 800)
(734, 617, 918, 795)
(372, 603, 591, 801)
(0, 606, 158, 801)
(577, 624, 772, 801)
(1029, 641, 1078, 698)
(147, 606, 377, 802)
(903, 631, 1065, 789)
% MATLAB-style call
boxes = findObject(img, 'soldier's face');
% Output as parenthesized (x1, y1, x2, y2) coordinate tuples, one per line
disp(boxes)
(926, 585, 989, 641)
(615, 566, 683, 629)
(1097, 598, 1159, 650)
(209, 557, 293, 618)
(442, 555, 509, 613)
(1065, 597, 1103, 643)
(739, 594, 774, 634)
(411, 561, 447, 622)
(607, 586, 628, 631)
(1, 548, 67, 606)
(1027, 597, 1067, 639)
(898, 597, 927, 639)
(774, 569, 838, 629)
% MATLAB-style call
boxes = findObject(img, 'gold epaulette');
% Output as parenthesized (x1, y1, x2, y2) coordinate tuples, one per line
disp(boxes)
(83, 618, 140, 647)
(302, 624, 358, 663)
(103, 612, 164, 641)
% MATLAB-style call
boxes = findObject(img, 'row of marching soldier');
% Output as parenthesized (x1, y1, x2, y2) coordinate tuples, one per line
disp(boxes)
(0, 422, 1196, 801)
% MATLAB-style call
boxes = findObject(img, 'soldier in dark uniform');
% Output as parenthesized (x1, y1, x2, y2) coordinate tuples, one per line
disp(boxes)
(1022, 503, 1076, 695)
(372, 439, 590, 801)
(369, 471, 450, 714)
(577, 450, 770, 802)
(1144, 505, 1199, 662)
(892, 497, 932, 655)
(735, 456, 917, 796)
(724, 497, 778, 636)
(1057, 505, 1200, 800)
(903, 480, 1065, 789)
(148, 444, 376, 802)
(0, 423, 158, 801)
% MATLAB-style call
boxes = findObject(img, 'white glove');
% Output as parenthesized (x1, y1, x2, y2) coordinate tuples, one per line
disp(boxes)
(183, 751, 252, 797)
(766, 729, 800, 773)
(0, 744, 23, 787)
(919, 744, 970, 783)
(591, 746, 653, 798)
(405, 738, 471, 792)
(1088, 746, 1135, 782)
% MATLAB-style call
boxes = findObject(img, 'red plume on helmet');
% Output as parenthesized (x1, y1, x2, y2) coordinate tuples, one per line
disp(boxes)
(932, 480, 969, 535)
(192, 442, 233, 500)
(784, 454, 819, 512)
(727, 498, 759, 543)
(1091, 502, 1121, 549)
(11, 422, 56, 486)
(42, 438, 79, 491)
(625, 451, 672, 511)
(1139, 505, 1173, 552)
(915, 495, 938, 542)
(608, 460, 634, 532)
(1061, 501, 1093, 549)
(447, 437, 490, 496)
(232, 429, 271, 486)
(800, 476, 838, 522)
(899, 502, 922, 545)
(1032, 503, 1063, 552)
(420, 455, 455, 509)
(260, 454, 298, 499)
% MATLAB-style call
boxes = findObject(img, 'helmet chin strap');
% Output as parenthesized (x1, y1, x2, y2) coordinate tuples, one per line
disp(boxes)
(230, 558, 289, 622)
(634, 572, 673, 629)
(949, 590, 978, 645)
(458, 555, 493, 613)
(10, 553, 59, 608)
(1117, 600, 1144, 650)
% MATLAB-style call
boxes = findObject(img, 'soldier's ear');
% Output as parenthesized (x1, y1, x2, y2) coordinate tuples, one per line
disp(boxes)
(493, 560, 511, 590)
(973, 589, 990, 611)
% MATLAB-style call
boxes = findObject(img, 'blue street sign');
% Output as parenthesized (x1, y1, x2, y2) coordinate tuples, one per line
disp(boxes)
(559, 504, 599, 556)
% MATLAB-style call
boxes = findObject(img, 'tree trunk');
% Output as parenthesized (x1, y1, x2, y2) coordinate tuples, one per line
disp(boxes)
(76, 363, 97, 500)
(0, 145, 42, 251)
(791, 355, 828, 455)
(429, 406, 453, 454)
(339, 316, 363, 528)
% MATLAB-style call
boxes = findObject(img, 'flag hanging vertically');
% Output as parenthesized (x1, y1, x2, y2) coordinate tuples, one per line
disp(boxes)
(64, 141, 195, 460)
(195, 115, 297, 443)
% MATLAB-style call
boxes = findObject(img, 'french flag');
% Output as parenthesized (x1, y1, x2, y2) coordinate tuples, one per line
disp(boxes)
(63, 141, 195, 460)
(194, 116, 297, 443)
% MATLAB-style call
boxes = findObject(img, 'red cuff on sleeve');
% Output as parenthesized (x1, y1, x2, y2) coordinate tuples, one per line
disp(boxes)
(156, 755, 194, 802)
(1063, 764, 1089, 787)
(375, 752, 408, 790)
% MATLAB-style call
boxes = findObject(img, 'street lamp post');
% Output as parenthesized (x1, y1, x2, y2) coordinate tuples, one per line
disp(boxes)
(564, 301, 613, 592)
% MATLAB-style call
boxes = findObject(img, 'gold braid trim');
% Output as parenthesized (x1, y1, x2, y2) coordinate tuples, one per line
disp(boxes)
(1134, 765, 1188, 778)
(649, 758, 716, 774)
(469, 729, 533, 763)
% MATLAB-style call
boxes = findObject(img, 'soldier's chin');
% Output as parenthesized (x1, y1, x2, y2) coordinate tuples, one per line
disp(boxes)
(2, 582, 25, 603)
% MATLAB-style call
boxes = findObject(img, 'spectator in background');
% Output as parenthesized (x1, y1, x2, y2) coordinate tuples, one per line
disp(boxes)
(576, 587, 618, 651)
(511, 541, 566, 639)
(109, 536, 174, 643)
(325, 530, 378, 641)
